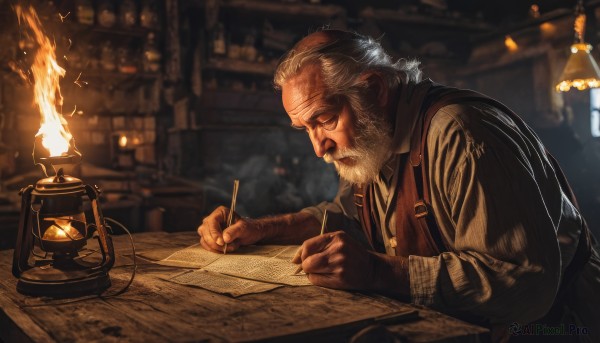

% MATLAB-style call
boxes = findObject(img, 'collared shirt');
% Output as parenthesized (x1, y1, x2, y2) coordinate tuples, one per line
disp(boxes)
(302, 98, 600, 333)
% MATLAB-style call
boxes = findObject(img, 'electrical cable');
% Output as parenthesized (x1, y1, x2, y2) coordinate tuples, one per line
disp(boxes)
(101, 217, 137, 297)
(22, 217, 137, 307)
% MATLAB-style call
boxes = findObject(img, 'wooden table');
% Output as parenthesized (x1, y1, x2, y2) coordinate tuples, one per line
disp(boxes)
(0, 231, 489, 342)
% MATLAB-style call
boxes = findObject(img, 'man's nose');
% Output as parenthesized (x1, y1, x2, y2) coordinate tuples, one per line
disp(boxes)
(309, 128, 334, 158)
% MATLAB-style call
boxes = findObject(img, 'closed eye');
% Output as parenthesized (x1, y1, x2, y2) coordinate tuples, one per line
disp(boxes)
(319, 115, 336, 125)
(291, 123, 307, 131)
(317, 113, 339, 131)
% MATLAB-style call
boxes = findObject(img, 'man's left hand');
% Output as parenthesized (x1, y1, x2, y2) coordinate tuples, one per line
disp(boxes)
(292, 230, 375, 290)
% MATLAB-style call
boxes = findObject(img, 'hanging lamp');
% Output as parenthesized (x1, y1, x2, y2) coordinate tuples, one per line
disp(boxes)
(555, 0, 600, 92)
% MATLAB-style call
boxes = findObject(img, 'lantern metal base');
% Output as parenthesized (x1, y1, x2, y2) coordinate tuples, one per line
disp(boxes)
(16, 259, 111, 298)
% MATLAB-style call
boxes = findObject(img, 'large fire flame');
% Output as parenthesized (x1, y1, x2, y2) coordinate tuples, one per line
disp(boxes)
(16, 5, 72, 157)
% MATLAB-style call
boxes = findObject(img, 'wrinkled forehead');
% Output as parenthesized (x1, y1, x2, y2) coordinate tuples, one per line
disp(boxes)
(281, 64, 327, 117)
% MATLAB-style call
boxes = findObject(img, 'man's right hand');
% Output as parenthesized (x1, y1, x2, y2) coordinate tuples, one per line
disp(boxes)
(197, 206, 265, 253)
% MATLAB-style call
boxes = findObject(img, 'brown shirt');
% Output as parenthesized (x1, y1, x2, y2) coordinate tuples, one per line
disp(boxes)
(302, 98, 600, 334)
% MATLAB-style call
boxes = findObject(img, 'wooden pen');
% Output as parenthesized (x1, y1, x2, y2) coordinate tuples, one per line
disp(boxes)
(223, 179, 239, 254)
(293, 209, 327, 274)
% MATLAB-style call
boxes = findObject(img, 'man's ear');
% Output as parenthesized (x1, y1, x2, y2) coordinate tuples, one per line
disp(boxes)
(358, 71, 389, 108)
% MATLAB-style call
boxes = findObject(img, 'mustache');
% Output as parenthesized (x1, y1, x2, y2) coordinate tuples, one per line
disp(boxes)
(323, 149, 360, 163)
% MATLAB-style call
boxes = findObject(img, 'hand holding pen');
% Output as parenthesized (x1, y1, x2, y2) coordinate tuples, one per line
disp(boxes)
(197, 180, 248, 254)
(292, 209, 328, 274)
(290, 215, 376, 290)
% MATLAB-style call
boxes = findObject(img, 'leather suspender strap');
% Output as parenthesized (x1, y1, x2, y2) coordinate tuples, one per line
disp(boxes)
(353, 183, 375, 250)
(409, 155, 448, 253)
(353, 183, 387, 253)
(410, 89, 464, 168)
(408, 89, 465, 254)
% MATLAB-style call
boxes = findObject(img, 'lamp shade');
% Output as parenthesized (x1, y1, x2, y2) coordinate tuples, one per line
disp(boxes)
(556, 43, 600, 92)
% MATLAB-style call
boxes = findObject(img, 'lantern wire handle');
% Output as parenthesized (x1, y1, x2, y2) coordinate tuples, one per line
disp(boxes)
(20, 216, 137, 307)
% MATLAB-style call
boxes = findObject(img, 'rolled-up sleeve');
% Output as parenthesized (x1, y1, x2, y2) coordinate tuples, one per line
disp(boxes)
(410, 103, 563, 324)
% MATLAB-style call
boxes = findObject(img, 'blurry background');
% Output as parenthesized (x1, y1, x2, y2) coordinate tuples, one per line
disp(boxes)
(1, 0, 599, 248)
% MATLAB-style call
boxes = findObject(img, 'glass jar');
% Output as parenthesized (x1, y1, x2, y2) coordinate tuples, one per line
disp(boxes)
(76, 0, 95, 25)
(143, 32, 161, 73)
(241, 32, 257, 62)
(212, 22, 227, 57)
(140, 0, 159, 29)
(100, 41, 116, 72)
(85, 44, 99, 70)
(97, 0, 116, 28)
(118, 47, 138, 74)
(119, 0, 137, 28)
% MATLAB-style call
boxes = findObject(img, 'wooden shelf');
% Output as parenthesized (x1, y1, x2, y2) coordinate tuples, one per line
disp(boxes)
(205, 58, 277, 76)
(360, 7, 492, 32)
(472, 8, 572, 43)
(178, 124, 294, 131)
(76, 70, 161, 80)
(221, 0, 345, 20)
(90, 25, 154, 38)
(200, 89, 281, 110)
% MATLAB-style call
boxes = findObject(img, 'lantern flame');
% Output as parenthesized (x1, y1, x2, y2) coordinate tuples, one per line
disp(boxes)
(504, 35, 518, 52)
(119, 135, 128, 148)
(16, 5, 72, 157)
(42, 218, 84, 241)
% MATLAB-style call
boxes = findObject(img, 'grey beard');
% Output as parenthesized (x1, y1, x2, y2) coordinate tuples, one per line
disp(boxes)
(324, 109, 393, 184)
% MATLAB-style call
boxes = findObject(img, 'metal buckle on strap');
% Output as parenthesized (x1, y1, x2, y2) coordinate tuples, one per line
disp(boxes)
(354, 193, 364, 207)
(414, 201, 428, 218)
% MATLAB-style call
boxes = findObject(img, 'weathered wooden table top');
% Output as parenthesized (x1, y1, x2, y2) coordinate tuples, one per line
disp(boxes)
(0, 231, 488, 342)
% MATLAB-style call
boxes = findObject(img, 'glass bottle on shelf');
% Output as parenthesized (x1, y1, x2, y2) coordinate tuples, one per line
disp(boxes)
(86, 44, 99, 70)
(212, 22, 227, 57)
(241, 32, 257, 62)
(118, 47, 138, 74)
(100, 41, 116, 72)
(76, 0, 95, 25)
(143, 32, 161, 73)
(227, 43, 241, 60)
(140, 0, 159, 30)
(97, 0, 116, 28)
(119, 0, 137, 28)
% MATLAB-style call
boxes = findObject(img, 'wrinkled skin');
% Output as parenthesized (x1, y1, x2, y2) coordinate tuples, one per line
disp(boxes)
(291, 230, 376, 290)
(197, 205, 265, 253)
